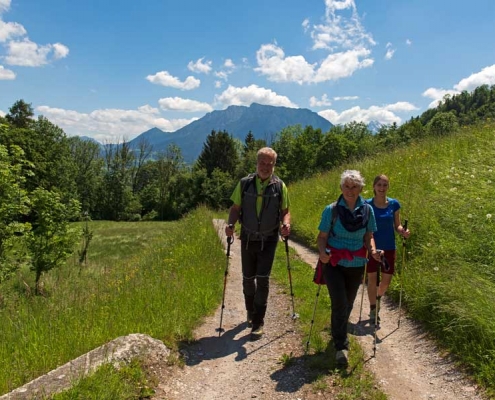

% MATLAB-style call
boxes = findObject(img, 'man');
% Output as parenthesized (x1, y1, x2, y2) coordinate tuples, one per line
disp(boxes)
(225, 147, 291, 340)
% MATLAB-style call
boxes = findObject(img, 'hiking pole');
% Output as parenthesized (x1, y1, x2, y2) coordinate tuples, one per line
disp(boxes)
(358, 259, 368, 323)
(306, 259, 326, 353)
(216, 234, 234, 336)
(397, 219, 408, 328)
(306, 284, 322, 353)
(282, 236, 299, 320)
(373, 253, 383, 357)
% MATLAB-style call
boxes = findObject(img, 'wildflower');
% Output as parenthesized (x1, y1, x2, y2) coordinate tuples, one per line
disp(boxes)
(433, 267, 439, 271)
(488, 180, 492, 184)
(489, 169, 493, 173)
(427, 243, 432, 247)
(450, 187, 457, 192)
(468, 214, 473, 219)
(477, 197, 481, 201)
(487, 214, 492, 219)
(471, 175, 475, 178)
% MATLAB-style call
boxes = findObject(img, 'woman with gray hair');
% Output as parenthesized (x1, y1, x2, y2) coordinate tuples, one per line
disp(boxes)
(317, 170, 381, 367)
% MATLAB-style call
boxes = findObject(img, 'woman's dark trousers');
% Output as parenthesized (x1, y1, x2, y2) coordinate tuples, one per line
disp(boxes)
(323, 263, 364, 350)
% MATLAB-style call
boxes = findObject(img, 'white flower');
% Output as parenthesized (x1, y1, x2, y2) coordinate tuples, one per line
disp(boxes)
(488, 180, 493, 184)
(471, 175, 475, 178)
(487, 214, 492, 219)
(433, 267, 439, 271)
(477, 197, 481, 201)
(489, 169, 493, 173)
(427, 243, 432, 247)
(468, 214, 473, 219)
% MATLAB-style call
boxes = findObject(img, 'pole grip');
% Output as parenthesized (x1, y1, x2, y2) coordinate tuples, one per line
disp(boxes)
(403, 219, 408, 231)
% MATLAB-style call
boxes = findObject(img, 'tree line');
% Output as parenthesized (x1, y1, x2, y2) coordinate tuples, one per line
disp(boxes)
(1, 84, 494, 290)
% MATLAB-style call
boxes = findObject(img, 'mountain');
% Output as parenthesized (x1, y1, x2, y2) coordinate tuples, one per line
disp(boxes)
(128, 103, 333, 162)
(367, 120, 383, 134)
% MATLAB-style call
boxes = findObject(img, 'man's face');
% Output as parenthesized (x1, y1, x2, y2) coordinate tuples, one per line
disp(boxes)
(257, 155, 275, 180)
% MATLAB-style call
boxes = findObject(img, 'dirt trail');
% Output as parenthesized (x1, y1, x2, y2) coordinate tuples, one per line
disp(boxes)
(152, 220, 487, 400)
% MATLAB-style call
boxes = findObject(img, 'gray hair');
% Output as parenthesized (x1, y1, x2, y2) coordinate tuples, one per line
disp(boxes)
(257, 147, 277, 163)
(340, 169, 365, 188)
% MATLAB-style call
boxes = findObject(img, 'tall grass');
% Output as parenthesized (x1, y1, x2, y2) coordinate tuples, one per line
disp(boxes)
(0, 207, 225, 395)
(288, 123, 495, 393)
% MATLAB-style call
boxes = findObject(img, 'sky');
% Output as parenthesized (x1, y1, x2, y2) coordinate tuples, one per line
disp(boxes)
(1, 0, 495, 143)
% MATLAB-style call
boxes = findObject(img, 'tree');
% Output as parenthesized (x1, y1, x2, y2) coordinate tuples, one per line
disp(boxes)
(26, 188, 81, 295)
(426, 111, 459, 136)
(196, 130, 239, 177)
(0, 143, 32, 283)
(5, 99, 34, 129)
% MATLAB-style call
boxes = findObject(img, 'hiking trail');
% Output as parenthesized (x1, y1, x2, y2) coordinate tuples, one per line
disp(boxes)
(150, 219, 486, 400)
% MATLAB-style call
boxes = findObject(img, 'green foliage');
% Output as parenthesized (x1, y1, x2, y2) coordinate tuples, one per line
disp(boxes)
(5, 99, 34, 129)
(0, 144, 32, 282)
(26, 188, 81, 294)
(426, 111, 459, 136)
(196, 130, 239, 177)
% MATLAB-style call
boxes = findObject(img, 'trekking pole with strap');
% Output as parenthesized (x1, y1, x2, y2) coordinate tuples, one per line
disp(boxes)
(216, 233, 234, 336)
(282, 236, 299, 320)
(358, 258, 368, 323)
(306, 258, 326, 353)
(373, 251, 384, 357)
(397, 219, 408, 328)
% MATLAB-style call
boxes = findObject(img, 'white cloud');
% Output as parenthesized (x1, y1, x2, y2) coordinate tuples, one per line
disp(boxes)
(215, 84, 298, 108)
(158, 97, 213, 112)
(422, 87, 460, 108)
(310, 94, 332, 107)
(309, 0, 375, 51)
(0, 109, 5, 117)
(454, 64, 495, 92)
(215, 80, 222, 88)
(334, 95, 358, 101)
(318, 101, 418, 125)
(146, 70, 200, 90)
(224, 59, 235, 69)
(5, 38, 69, 66)
(0, 19, 26, 42)
(423, 64, 495, 108)
(406, 39, 412, 46)
(0, 0, 11, 15)
(302, 18, 310, 32)
(0, 64, 15, 79)
(35, 105, 196, 142)
(385, 42, 395, 60)
(52, 42, 69, 59)
(314, 48, 373, 82)
(215, 70, 229, 81)
(255, 43, 373, 84)
(187, 57, 212, 74)
(255, 43, 316, 84)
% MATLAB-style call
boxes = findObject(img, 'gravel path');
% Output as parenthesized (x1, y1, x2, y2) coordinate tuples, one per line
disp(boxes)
(151, 220, 488, 400)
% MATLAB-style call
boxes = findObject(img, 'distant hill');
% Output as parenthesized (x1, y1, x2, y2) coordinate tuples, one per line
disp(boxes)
(128, 103, 333, 162)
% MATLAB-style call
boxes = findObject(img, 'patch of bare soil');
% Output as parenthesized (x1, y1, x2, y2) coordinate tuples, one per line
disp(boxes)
(151, 220, 488, 400)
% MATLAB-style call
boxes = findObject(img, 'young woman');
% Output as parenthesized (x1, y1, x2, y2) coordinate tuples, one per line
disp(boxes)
(317, 170, 381, 367)
(365, 174, 410, 323)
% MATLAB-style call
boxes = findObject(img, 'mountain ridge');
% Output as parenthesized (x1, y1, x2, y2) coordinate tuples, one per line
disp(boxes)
(127, 103, 333, 162)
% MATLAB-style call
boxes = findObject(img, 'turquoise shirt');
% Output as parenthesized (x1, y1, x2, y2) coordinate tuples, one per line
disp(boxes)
(318, 195, 377, 267)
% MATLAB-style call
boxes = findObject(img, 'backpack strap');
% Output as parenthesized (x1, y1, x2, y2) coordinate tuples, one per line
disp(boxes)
(328, 201, 338, 237)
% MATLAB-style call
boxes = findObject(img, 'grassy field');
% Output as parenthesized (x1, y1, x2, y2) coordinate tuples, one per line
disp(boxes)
(0, 207, 225, 395)
(288, 122, 495, 394)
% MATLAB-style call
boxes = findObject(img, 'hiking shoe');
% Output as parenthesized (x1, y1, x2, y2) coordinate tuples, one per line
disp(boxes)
(250, 324, 264, 340)
(370, 309, 381, 324)
(335, 349, 349, 367)
(246, 311, 253, 328)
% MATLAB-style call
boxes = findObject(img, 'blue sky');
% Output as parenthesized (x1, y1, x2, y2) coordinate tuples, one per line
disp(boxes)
(1, 0, 495, 143)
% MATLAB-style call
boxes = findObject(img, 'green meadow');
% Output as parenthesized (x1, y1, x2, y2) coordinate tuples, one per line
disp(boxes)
(1, 123, 494, 398)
